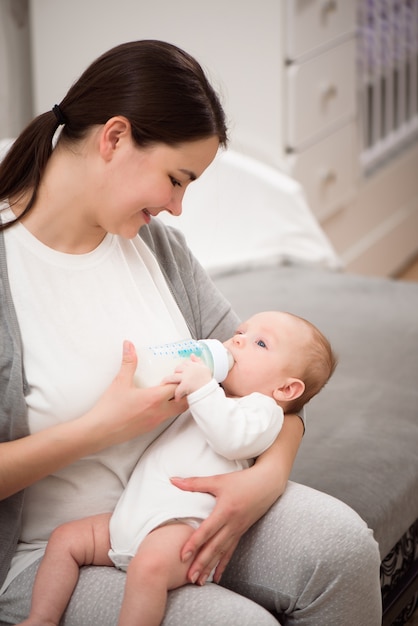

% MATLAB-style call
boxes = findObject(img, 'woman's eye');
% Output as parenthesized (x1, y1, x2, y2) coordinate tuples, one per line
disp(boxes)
(256, 340, 267, 348)
(170, 176, 182, 188)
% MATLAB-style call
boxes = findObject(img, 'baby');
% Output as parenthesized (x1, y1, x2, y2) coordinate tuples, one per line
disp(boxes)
(20, 310, 337, 626)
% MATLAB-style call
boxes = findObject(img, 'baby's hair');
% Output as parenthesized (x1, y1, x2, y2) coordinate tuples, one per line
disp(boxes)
(285, 314, 337, 415)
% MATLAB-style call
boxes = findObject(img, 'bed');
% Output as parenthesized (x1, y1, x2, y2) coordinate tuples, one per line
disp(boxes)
(161, 149, 418, 625)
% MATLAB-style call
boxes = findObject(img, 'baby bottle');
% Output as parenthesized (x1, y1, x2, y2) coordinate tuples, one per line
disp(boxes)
(134, 339, 234, 388)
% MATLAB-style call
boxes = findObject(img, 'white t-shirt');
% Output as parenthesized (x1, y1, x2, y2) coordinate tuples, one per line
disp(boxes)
(2, 217, 190, 590)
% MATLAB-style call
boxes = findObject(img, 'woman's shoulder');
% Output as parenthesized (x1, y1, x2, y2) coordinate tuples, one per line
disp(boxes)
(139, 219, 197, 293)
(140, 219, 188, 260)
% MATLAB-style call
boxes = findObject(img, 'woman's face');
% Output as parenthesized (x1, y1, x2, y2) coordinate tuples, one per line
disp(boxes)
(97, 135, 219, 238)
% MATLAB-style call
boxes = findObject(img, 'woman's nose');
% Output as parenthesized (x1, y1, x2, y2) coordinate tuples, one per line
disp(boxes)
(165, 197, 183, 217)
(164, 189, 184, 217)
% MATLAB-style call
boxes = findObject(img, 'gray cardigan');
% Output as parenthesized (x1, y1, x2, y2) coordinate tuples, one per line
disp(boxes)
(0, 219, 238, 588)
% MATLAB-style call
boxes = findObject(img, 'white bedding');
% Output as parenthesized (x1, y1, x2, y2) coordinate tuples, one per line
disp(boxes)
(0, 139, 341, 276)
(160, 150, 342, 276)
(0, 138, 14, 158)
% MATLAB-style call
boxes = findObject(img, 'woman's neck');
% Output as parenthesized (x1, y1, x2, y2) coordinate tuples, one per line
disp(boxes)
(16, 148, 107, 254)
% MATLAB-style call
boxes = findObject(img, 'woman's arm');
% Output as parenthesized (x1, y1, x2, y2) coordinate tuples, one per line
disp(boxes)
(170, 412, 304, 585)
(0, 341, 187, 501)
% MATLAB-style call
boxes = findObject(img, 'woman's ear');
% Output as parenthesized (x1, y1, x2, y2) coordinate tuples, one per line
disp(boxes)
(99, 116, 131, 161)
(273, 378, 305, 403)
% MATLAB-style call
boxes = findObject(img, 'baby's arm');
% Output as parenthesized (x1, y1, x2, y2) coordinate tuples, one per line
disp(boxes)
(163, 356, 283, 460)
(188, 382, 284, 460)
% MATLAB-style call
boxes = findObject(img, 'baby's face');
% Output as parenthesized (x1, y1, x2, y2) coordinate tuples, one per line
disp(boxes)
(222, 311, 310, 398)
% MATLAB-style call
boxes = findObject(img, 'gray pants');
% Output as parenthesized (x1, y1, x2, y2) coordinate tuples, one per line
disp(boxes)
(0, 482, 382, 626)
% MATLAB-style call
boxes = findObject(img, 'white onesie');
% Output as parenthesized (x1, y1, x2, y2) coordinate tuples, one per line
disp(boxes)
(109, 378, 284, 570)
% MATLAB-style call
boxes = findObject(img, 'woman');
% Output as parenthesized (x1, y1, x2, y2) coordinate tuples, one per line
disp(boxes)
(0, 40, 381, 625)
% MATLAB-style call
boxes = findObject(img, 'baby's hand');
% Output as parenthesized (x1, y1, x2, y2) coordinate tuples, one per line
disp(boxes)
(162, 355, 212, 400)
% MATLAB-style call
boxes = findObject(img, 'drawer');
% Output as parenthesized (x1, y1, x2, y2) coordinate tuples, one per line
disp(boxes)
(288, 122, 357, 220)
(286, 0, 357, 61)
(286, 38, 356, 149)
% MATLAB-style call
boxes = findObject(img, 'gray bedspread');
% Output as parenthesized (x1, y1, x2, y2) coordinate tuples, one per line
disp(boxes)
(213, 265, 418, 559)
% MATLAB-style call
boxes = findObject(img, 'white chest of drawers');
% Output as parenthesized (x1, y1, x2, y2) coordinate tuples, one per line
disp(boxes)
(280, 0, 418, 276)
(283, 1, 357, 220)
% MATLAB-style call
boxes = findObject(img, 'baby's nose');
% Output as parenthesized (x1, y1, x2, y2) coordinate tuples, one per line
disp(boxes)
(233, 335, 244, 346)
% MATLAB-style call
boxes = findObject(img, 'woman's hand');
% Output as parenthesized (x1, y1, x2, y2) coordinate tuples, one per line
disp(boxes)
(171, 413, 304, 585)
(0, 341, 187, 501)
(170, 468, 275, 585)
(87, 341, 188, 448)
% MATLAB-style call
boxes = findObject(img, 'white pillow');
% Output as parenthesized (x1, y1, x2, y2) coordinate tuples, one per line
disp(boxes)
(0, 139, 341, 275)
(0, 137, 14, 158)
(160, 150, 342, 276)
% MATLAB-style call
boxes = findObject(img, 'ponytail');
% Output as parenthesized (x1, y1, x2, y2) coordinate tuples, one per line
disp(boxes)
(0, 110, 61, 229)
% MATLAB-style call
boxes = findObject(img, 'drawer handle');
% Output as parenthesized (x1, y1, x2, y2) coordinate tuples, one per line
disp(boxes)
(321, 83, 338, 100)
(322, 0, 337, 16)
(320, 169, 337, 185)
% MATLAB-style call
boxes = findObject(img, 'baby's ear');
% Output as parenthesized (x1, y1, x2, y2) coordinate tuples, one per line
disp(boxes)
(273, 378, 305, 403)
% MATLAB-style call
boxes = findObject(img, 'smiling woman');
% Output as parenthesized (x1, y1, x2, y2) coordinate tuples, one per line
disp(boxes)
(0, 40, 381, 626)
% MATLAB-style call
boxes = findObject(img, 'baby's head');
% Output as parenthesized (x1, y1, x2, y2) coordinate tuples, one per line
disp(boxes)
(222, 311, 337, 413)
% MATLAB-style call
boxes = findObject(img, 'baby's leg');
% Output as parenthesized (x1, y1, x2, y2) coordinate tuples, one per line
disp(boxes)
(117, 522, 195, 626)
(19, 512, 113, 626)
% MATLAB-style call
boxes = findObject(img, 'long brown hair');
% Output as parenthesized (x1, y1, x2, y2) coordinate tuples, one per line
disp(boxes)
(0, 40, 228, 230)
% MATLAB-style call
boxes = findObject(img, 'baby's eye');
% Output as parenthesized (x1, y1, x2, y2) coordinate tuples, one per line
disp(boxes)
(256, 340, 267, 348)
(170, 176, 182, 188)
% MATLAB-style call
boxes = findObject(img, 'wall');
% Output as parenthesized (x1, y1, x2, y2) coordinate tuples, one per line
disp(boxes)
(29, 0, 285, 165)
(0, 0, 33, 138)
